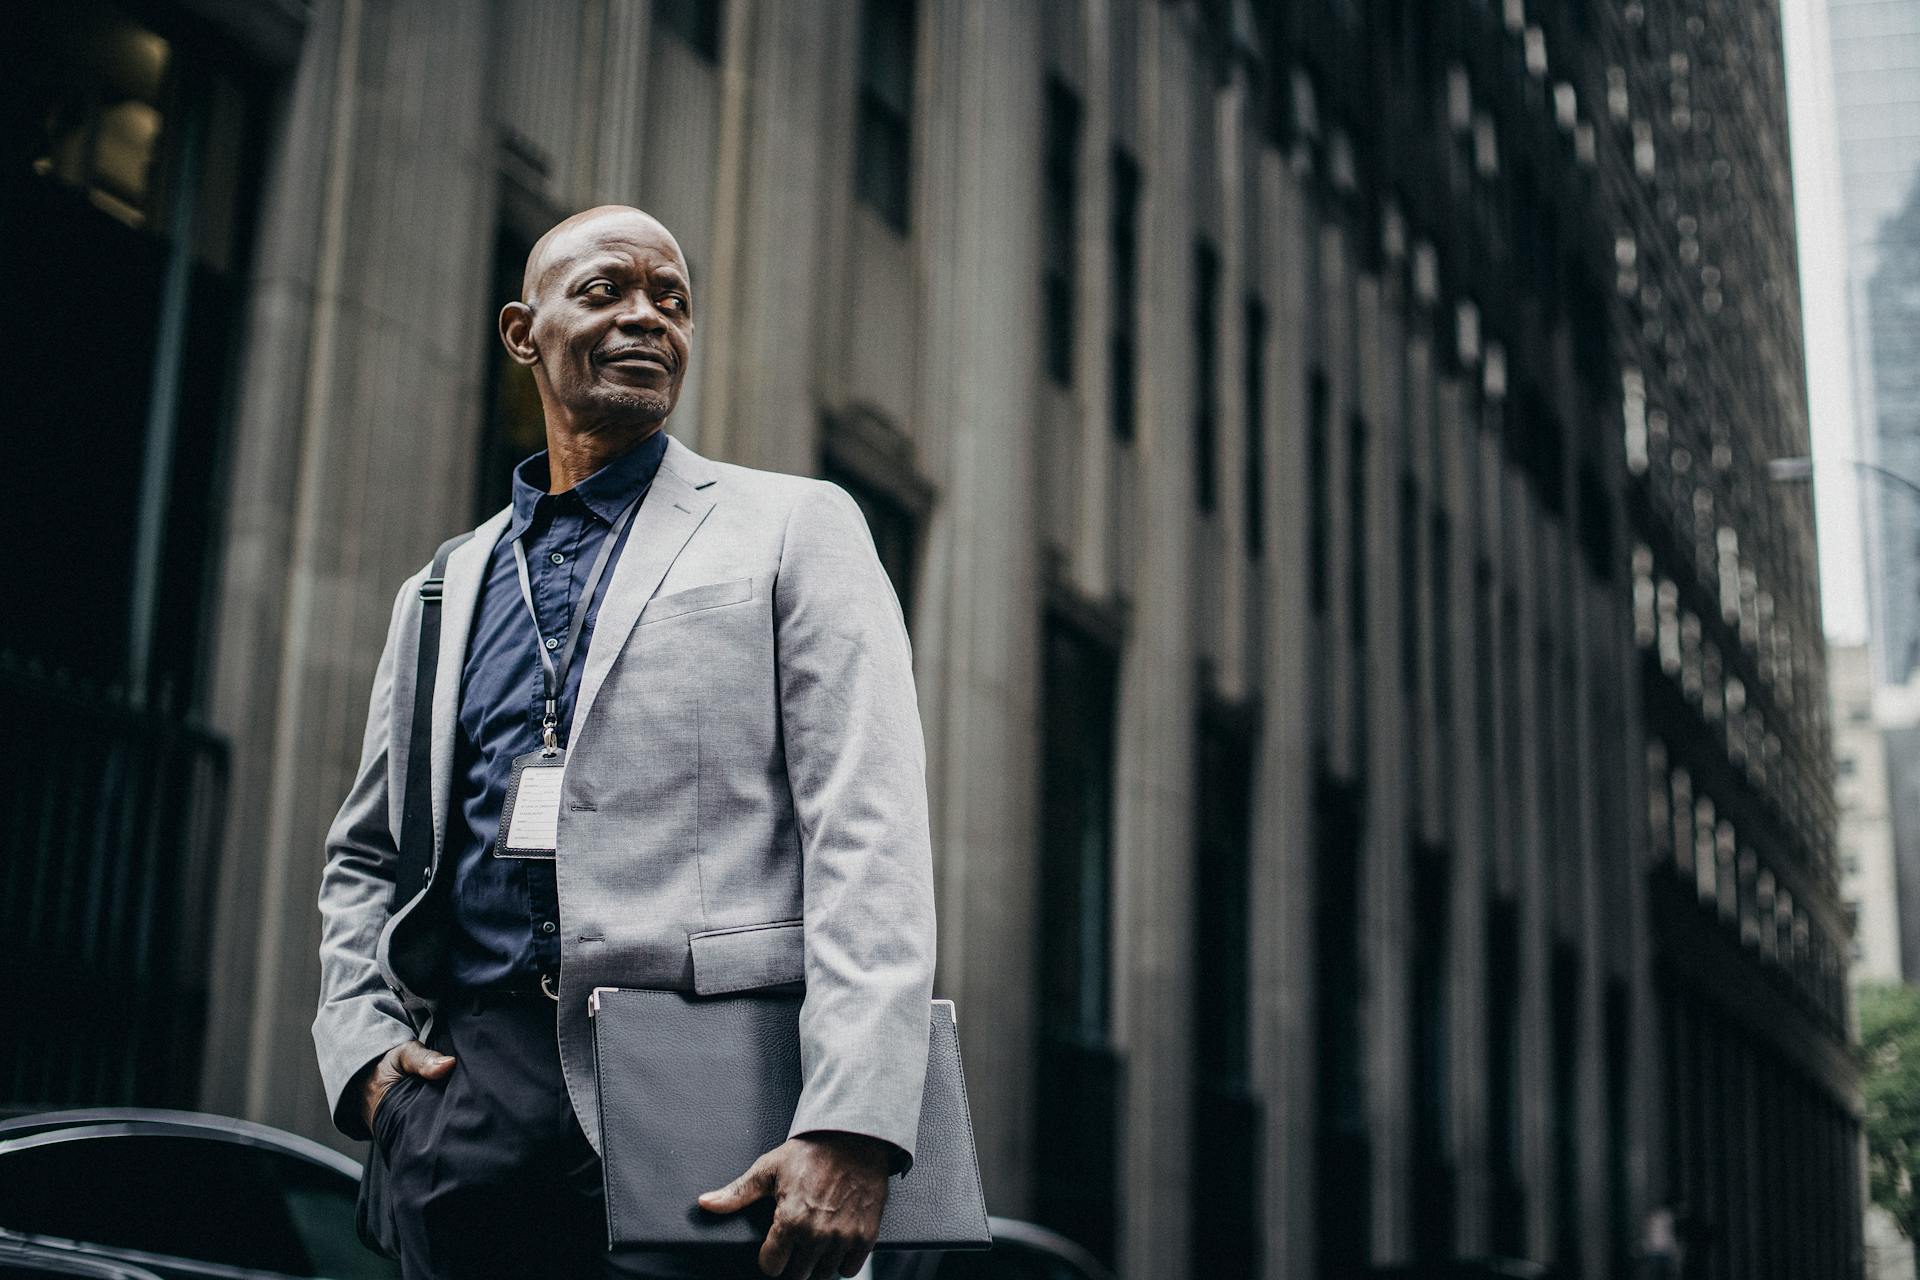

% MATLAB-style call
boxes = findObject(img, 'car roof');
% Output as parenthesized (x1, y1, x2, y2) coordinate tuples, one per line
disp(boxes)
(0, 1109, 362, 1182)
(0, 1233, 170, 1278)
(983, 1217, 1114, 1280)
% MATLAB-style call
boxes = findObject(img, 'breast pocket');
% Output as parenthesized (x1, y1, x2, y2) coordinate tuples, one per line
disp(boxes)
(637, 577, 755, 627)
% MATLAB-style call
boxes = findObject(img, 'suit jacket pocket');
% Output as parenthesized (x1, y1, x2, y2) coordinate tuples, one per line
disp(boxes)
(637, 577, 754, 626)
(688, 919, 805, 995)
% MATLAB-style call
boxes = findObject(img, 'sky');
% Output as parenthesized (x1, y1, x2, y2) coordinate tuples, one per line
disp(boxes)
(1782, 0, 1871, 644)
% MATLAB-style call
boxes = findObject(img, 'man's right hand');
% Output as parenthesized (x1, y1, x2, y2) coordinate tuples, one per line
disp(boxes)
(357, 1040, 457, 1133)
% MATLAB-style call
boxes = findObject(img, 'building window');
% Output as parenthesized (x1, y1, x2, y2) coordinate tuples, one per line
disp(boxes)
(1672, 768, 1695, 880)
(654, 0, 723, 60)
(821, 460, 919, 634)
(1191, 696, 1261, 1278)
(1194, 239, 1220, 513)
(1647, 741, 1672, 861)
(478, 219, 547, 519)
(817, 410, 931, 637)
(1400, 473, 1421, 692)
(1605, 983, 1632, 1276)
(1244, 295, 1267, 556)
(854, 0, 915, 233)
(5, 0, 262, 1114)
(1577, 457, 1613, 580)
(1432, 511, 1453, 725)
(1042, 76, 1081, 386)
(1349, 414, 1370, 648)
(1035, 609, 1123, 1265)
(1309, 369, 1331, 613)
(1315, 774, 1371, 1273)
(9, 0, 262, 704)
(1537, 634, 1559, 870)
(1410, 843, 1455, 1257)
(1475, 558, 1495, 762)
(1488, 898, 1526, 1256)
(1552, 945, 1583, 1278)
(1109, 147, 1142, 443)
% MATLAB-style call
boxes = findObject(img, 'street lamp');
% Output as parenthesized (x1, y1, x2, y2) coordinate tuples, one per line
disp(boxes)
(1768, 455, 1920, 504)
(1771, 455, 1920, 679)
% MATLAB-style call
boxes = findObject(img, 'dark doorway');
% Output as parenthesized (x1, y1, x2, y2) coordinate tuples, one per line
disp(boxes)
(1033, 607, 1124, 1266)
(1191, 689, 1261, 1278)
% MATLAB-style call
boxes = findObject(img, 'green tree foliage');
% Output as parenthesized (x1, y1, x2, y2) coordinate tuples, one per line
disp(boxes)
(1857, 980, 1920, 1245)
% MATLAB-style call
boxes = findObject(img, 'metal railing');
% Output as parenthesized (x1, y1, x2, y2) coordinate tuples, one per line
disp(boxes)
(0, 655, 229, 1112)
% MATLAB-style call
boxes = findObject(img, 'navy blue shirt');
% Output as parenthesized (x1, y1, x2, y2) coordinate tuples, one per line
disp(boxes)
(443, 428, 669, 989)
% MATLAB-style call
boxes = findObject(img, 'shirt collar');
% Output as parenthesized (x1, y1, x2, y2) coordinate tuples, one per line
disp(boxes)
(507, 428, 671, 540)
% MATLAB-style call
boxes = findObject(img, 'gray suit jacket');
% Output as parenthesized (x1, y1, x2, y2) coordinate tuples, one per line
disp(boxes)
(312, 431, 937, 1166)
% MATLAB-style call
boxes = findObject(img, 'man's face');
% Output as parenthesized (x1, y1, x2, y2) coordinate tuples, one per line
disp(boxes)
(512, 213, 694, 427)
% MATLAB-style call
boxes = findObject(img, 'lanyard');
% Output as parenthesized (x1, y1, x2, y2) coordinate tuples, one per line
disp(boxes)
(510, 482, 649, 755)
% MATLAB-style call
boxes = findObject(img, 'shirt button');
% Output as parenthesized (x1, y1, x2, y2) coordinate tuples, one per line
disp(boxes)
(544, 636, 560, 650)
(541, 921, 557, 934)
(550, 552, 565, 564)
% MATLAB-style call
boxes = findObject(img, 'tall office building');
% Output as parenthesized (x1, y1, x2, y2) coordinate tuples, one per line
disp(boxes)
(2, 1, 1860, 1277)
(1831, 644, 1903, 981)
(1827, 0, 1920, 686)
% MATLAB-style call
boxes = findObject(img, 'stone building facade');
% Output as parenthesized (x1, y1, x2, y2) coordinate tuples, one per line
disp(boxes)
(4, 1, 1859, 1277)
(1831, 644, 1901, 983)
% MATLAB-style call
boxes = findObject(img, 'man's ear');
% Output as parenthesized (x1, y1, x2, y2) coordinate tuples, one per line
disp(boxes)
(499, 301, 539, 365)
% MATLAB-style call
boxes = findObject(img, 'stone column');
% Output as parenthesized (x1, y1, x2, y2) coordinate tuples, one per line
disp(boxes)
(1250, 144, 1321, 1280)
(1110, 8, 1199, 1275)
(200, 0, 497, 1144)
(908, 0, 1046, 1216)
(695, 0, 853, 475)
(590, 0, 654, 206)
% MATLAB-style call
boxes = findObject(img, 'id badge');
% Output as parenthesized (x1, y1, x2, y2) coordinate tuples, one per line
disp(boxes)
(495, 747, 566, 859)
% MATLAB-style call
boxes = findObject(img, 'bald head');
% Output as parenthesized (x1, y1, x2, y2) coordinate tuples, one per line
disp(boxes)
(498, 204, 696, 436)
(521, 205, 688, 306)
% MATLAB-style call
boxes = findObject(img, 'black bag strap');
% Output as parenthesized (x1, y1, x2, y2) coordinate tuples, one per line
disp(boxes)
(392, 531, 477, 914)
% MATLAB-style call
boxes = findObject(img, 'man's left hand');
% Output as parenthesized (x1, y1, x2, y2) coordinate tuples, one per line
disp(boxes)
(697, 1131, 894, 1278)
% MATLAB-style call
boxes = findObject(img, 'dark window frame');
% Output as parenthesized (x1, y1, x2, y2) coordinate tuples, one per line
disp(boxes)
(1042, 75, 1082, 386)
(1348, 412, 1369, 648)
(1314, 773, 1371, 1273)
(1488, 897, 1527, 1256)
(1109, 146, 1142, 443)
(475, 213, 548, 522)
(1034, 599, 1126, 1266)
(1243, 295, 1268, 557)
(1308, 367, 1331, 612)
(1410, 841, 1456, 1257)
(817, 406, 933, 636)
(1194, 238, 1221, 514)
(653, 0, 723, 61)
(1191, 685, 1262, 1279)
(854, 0, 915, 234)
(1399, 471, 1420, 693)
(8, 0, 270, 709)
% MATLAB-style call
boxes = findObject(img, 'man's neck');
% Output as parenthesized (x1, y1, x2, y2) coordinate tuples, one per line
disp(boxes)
(544, 422, 662, 494)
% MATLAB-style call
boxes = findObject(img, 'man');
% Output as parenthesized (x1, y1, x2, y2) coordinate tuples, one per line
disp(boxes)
(313, 205, 937, 1280)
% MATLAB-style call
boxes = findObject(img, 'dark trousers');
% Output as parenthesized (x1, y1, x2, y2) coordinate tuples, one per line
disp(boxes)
(361, 989, 763, 1279)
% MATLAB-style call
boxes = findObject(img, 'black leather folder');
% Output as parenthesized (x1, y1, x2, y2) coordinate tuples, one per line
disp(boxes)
(588, 988, 991, 1251)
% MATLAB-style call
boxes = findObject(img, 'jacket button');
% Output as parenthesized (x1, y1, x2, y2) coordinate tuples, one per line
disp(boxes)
(422, 866, 433, 885)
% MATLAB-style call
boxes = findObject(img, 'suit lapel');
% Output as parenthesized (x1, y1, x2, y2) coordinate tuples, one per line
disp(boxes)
(430, 504, 513, 863)
(574, 432, 720, 736)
